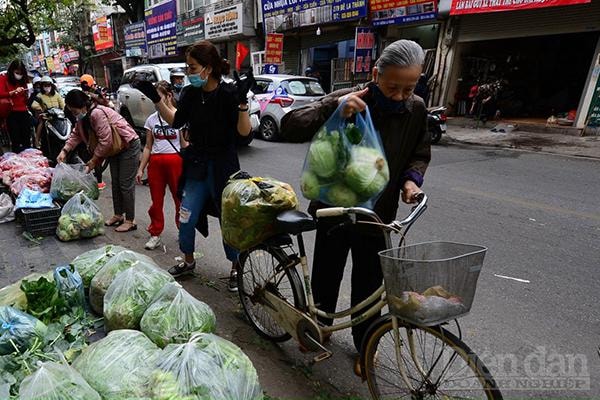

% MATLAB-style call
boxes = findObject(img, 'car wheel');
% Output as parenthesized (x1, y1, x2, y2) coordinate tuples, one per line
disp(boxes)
(259, 117, 279, 142)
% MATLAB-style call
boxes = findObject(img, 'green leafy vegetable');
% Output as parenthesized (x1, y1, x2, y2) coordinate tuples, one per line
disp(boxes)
(300, 171, 320, 200)
(0, 306, 47, 355)
(307, 139, 337, 179)
(344, 146, 389, 198)
(18, 361, 102, 400)
(71, 245, 126, 288)
(20, 277, 67, 324)
(326, 183, 359, 207)
(344, 122, 363, 145)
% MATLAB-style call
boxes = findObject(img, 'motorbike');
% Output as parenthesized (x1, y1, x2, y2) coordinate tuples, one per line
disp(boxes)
(40, 107, 72, 164)
(427, 106, 447, 144)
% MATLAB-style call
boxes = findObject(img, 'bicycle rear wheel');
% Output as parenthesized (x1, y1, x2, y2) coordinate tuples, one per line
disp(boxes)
(363, 317, 502, 400)
(238, 244, 306, 342)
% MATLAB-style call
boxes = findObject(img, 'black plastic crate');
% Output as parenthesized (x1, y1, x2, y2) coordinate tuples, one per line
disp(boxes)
(20, 203, 62, 236)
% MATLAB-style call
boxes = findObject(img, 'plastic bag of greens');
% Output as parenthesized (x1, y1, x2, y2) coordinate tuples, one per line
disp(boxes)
(222, 172, 298, 251)
(50, 163, 99, 202)
(18, 361, 101, 400)
(54, 265, 85, 309)
(72, 329, 159, 399)
(104, 263, 173, 331)
(56, 192, 104, 242)
(150, 333, 262, 400)
(89, 250, 158, 315)
(0, 271, 54, 310)
(0, 306, 47, 355)
(71, 245, 126, 288)
(141, 282, 216, 348)
(301, 103, 389, 208)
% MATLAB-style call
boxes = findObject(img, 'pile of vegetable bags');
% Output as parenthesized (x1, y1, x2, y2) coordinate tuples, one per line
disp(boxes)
(56, 192, 104, 242)
(0, 150, 52, 196)
(301, 103, 389, 208)
(222, 171, 298, 251)
(50, 163, 99, 203)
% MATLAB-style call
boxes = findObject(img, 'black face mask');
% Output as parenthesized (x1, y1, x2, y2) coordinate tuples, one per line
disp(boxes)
(371, 83, 406, 113)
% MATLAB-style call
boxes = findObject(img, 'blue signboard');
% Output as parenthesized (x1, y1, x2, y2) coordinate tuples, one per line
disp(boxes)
(124, 22, 147, 58)
(145, 0, 178, 59)
(369, 0, 437, 27)
(262, 0, 367, 32)
(262, 64, 280, 74)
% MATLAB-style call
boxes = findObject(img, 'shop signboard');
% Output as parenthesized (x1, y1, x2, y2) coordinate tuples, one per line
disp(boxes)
(177, 8, 205, 47)
(204, 3, 243, 40)
(92, 16, 114, 51)
(261, 0, 367, 32)
(370, 0, 437, 26)
(450, 0, 590, 15)
(145, 0, 178, 59)
(263, 64, 280, 74)
(62, 50, 80, 63)
(124, 22, 147, 57)
(265, 33, 284, 64)
(45, 57, 55, 73)
(353, 27, 374, 73)
(586, 68, 600, 128)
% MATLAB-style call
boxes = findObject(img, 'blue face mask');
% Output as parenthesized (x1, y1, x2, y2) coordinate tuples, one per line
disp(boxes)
(76, 112, 87, 121)
(372, 84, 406, 113)
(173, 83, 183, 91)
(188, 73, 207, 88)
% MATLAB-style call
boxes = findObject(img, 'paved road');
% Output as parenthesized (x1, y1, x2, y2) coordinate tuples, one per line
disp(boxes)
(1, 136, 598, 398)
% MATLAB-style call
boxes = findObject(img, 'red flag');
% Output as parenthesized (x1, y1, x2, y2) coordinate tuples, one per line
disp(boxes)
(236, 42, 249, 71)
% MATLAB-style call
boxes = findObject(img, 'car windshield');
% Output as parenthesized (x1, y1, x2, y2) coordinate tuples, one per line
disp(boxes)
(283, 79, 325, 96)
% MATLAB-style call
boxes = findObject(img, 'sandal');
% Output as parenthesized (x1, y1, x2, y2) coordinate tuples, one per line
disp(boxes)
(105, 216, 124, 226)
(115, 221, 137, 232)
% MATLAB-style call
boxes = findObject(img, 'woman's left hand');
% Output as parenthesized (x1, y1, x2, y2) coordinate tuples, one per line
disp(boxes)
(85, 159, 97, 174)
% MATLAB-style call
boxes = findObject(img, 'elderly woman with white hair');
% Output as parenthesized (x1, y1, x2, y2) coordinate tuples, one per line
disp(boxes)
(282, 40, 431, 361)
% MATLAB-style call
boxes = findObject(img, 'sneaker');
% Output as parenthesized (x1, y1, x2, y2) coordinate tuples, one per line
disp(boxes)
(168, 261, 196, 278)
(97, 182, 106, 190)
(228, 267, 238, 292)
(145, 236, 162, 250)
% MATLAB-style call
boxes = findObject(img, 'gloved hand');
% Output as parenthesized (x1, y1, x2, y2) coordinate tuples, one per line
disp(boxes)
(132, 80, 161, 104)
(233, 69, 255, 105)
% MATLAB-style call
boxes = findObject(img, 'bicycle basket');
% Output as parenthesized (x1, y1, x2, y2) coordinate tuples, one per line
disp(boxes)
(379, 241, 487, 326)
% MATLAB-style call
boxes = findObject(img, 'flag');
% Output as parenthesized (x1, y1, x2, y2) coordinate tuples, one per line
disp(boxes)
(236, 42, 249, 71)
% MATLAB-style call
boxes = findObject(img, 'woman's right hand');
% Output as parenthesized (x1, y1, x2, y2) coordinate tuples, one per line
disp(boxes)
(135, 169, 144, 185)
(56, 150, 67, 164)
(338, 87, 369, 118)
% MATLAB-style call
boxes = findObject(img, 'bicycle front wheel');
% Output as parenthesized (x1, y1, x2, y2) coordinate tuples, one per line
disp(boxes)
(238, 244, 306, 342)
(364, 317, 502, 400)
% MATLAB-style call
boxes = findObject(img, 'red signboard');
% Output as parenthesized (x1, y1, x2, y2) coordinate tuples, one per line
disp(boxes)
(265, 33, 284, 65)
(451, 0, 590, 15)
(93, 16, 114, 51)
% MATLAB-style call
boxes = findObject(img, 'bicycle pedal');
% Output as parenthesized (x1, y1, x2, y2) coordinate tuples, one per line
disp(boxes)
(313, 350, 333, 363)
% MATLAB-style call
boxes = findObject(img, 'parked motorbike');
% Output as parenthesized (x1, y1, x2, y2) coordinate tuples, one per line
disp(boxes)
(428, 106, 447, 144)
(40, 107, 72, 164)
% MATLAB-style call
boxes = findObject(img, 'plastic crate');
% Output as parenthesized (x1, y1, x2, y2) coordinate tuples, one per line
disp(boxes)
(20, 203, 62, 236)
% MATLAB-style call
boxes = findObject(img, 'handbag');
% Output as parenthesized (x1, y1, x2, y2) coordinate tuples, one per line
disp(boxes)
(88, 108, 124, 157)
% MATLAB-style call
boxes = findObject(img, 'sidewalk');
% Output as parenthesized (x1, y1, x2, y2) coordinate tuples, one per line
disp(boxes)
(444, 120, 600, 159)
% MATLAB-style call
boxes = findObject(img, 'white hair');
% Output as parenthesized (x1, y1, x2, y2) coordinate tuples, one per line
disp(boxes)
(375, 40, 425, 73)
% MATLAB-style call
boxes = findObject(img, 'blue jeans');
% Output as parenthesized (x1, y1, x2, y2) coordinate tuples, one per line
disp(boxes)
(178, 163, 238, 262)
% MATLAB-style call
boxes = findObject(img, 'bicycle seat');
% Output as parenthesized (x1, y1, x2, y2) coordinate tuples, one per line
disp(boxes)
(276, 210, 316, 235)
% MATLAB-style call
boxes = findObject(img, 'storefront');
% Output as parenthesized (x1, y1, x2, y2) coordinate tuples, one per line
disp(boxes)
(442, 0, 600, 128)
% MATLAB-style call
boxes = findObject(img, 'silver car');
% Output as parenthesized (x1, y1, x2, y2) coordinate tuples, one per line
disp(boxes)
(253, 75, 325, 141)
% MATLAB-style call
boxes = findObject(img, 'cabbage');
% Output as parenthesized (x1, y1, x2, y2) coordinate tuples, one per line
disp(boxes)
(326, 183, 358, 207)
(72, 330, 159, 399)
(344, 146, 389, 198)
(89, 250, 158, 315)
(300, 171, 320, 200)
(18, 361, 101, 400)
(307, 139, 337, 179)
(104, 263, 173, 331)
(141, 282, 216, 348)
(71, 246, 126, 288)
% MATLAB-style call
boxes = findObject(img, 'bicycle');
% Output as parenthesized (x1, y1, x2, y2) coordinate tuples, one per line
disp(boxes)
(237, 193, 503, 399)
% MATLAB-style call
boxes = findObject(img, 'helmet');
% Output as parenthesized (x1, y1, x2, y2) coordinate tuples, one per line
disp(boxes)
(32, 76, 42, 85)
(80, 74, 95, 86)
(40, 76, 54, 85)
(305, 66, 313, 75)
(170, 67, 186, 78)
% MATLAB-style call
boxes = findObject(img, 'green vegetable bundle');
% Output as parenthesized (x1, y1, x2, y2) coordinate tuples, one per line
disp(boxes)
(149, 333, 262, 400)
(0, 306, 47, 355)
(222, 175, 298, 251)
(89, 250, 159, 315)
(140, 282, 216, 348)
(301, 104, 390, 208)
(50, 163, 99, 203)
(72, 329, 159, 399)
(18, 361, 101, 400)
(70, 245, 126, 288)
(56, 192, 104, 242)
(104, 263, 173, 332)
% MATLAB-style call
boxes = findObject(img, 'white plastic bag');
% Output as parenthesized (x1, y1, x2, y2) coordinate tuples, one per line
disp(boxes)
(18, 361, 101, 400)
(0, 193, 14, 223)
(56, 192, 104, 242)
(50, 163, 99, 202)
(70, 245, 127, 288)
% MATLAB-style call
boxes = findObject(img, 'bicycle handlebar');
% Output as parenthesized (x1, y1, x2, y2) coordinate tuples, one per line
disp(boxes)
(315, 207, 346, 218)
